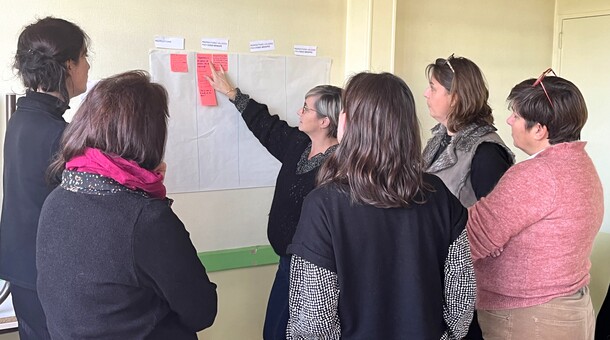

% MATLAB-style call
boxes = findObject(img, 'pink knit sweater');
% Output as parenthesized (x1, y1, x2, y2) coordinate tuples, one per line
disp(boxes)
(467, 142, 603, 310)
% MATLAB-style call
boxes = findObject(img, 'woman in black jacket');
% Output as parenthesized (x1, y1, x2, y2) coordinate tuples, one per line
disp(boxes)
(207, 62, 341, 339)
(0, 17, 90, 340)
(37, 71, 217, 339)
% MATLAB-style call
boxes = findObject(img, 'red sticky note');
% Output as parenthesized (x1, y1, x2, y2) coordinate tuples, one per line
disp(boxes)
(195, 54, 230, 106)
(196, 54, 212, 76)
(212, 54, 229, 72)
(196, 54, 217, 106)
(198, 85, 217, 106)
(170, 54, 188, 73)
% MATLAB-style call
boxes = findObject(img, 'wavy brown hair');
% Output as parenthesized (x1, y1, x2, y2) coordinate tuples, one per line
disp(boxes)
(49, 71, 169, 180)
(317, 72, 427, 208)
(426, 55, 493, 132)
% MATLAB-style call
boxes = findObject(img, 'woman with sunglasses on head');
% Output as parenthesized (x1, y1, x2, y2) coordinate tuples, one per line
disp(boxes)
(423, 54, 514, 209)
(206, 64, 341, 340)
(0, 17, 90, 340)
(287, 72, 476, 339)
(467, 70, 603, 339)
(423, 55, 514, 339)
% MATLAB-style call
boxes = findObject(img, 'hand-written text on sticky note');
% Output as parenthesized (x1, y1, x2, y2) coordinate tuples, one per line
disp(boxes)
(212, 54, 228, 71)
(196, 53, 229, 106)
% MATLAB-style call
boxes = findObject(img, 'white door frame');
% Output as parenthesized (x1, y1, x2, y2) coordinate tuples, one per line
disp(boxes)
(553, 9, 610, 74)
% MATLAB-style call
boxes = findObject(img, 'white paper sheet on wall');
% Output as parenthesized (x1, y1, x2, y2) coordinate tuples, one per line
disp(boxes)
(149, 50, 331, 193)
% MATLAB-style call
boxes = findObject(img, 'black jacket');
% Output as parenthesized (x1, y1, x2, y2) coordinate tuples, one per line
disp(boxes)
(0, 91, 67, 289)
(37, 171, 217, 339)
(289, 174, 468, 339)
(241, 99, 328, 256)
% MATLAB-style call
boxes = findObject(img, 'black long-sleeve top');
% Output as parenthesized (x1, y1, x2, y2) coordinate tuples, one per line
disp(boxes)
(431, 132, 513, 200)
(0, 91, 67, 289)
(236, 92, 337, 256)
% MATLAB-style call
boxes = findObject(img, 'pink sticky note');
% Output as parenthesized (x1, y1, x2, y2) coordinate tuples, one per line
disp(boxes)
(196, 54, 217, 106)
(170, 54, 188, 73)
(212, 54, 229, 72)
(198, 85, 217, 106)
(196, 53, 213, 77)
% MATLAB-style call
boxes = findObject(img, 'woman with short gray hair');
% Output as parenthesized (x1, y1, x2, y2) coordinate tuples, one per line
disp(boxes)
(207, 64, 341, 340)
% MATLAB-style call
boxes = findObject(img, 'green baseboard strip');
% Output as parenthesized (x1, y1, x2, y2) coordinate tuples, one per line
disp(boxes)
(198, 245, 279, 272)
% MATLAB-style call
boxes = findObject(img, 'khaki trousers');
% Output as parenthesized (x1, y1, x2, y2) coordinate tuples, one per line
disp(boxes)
(478, 286, 595, 340)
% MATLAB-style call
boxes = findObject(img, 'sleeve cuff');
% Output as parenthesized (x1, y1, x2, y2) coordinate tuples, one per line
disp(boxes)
(229, 88, 250, 113)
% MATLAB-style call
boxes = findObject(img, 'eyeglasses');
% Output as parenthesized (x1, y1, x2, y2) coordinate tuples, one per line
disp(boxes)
(533, 68, 557, 108)
(302, 103, 318, 114)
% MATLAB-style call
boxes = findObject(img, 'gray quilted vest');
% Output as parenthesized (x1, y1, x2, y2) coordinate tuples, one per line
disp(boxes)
(422, 123, 514, 207)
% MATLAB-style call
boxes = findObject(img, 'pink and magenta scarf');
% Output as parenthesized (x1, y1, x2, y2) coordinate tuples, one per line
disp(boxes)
(66, 148, 166, 198)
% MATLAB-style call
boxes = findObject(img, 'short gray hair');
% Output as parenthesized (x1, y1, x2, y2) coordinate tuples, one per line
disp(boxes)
(306, 85, 342, 138)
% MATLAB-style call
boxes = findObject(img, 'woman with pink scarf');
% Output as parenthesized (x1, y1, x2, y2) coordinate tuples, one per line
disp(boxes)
(36, 71, 217, 339)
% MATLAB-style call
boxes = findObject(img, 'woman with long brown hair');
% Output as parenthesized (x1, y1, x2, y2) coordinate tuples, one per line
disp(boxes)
(287, 72, 476, 339)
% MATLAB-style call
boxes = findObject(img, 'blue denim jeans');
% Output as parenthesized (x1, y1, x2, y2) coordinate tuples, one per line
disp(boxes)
(263, 255, 291, 340)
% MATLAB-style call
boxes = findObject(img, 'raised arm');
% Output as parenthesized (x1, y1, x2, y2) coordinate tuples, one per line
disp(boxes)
(206, 61, 302, 162)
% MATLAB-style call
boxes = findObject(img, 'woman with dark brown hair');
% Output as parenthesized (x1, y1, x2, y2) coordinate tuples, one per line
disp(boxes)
(36, 71, 217, 339)
(287, 72, 475, 339)
(0, 17, 90, 340)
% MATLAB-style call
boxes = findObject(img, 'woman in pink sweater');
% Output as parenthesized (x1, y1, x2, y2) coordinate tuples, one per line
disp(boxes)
(467, 69, 603, 340)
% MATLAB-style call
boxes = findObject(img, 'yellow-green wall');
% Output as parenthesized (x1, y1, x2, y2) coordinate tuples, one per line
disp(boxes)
(0, 1, 607, 339)
(556, 0, 610, 14)
(395, 0, 555, 162)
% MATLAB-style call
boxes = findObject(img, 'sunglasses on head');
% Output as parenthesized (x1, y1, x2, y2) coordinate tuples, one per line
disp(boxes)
(533, 68, 557, 108)
(435, 53, 455, 74)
